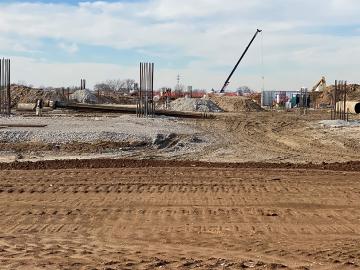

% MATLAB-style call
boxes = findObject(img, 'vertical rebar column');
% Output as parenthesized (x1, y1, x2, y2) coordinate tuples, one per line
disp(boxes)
(151, 63, 155, 117)
(145, 63, 148, 117)
(304, 87, 308, 115)
(341, 81, 344, 119)
(1, 58, 3, 115)
(0, 58, 11, 116)
(343, 81, 347, 121)
(142, 63, 145, 117)
(299, 88, 304, 115)
(0, 59, 3, 115)
(146, 62, 150, 117)
(340, 81, 343, 120)
(2, 58, 4, 115)
(138, 63, 141, 117)
(7, 59, 10, 115)
(141, 63, 143, 117)
(334, 80, 337, 119)
(137, 62, 155, 118)
(80, 79, 86, 90)
(338, 80, 344, 119)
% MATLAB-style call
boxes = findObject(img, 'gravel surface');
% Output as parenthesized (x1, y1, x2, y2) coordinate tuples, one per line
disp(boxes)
(0, 115, 209, 149)
(0, 115, 196, 143)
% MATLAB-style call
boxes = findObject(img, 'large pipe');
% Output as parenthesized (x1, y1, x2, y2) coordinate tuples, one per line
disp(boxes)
(336, 101, 360, 114)
(17, 103, 36, 111)
(17, 103, 54, 112)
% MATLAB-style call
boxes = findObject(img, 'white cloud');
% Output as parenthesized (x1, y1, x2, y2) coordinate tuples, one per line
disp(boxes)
(9, 56, 138, 88)
(0, 0, 359, 90)
(58, 42, 79, 54)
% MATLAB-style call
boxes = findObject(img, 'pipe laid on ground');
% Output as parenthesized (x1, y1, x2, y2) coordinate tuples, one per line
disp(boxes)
(0, 124, 47, 128)
(17, 103, 36, 111)
(65, 103, 212, 118)
(336, 101, 360, 114)
(17, 103, 53, 112)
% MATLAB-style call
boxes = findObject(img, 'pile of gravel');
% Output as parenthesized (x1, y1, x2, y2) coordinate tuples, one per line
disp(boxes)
(70, 89, 98, 104)
(170, 97, 223, 112)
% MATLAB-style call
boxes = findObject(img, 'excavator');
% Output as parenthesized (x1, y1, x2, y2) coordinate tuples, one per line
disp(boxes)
(312, 76, 326, 92)
(220, 29, 262, 93)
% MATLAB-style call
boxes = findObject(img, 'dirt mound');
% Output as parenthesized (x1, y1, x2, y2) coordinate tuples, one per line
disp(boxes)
(10, 85, 67, 108)
(10, 85, 138, 107)
(170, 97, 223, 112)
(209, 95, 264, 112)
(313, 84, 360, 105)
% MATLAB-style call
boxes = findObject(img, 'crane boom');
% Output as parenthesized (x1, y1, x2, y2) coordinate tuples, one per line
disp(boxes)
(220, 29, 262, 93)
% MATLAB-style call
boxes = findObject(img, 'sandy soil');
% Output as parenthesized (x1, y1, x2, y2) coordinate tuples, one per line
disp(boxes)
(0, 160, 359, 270)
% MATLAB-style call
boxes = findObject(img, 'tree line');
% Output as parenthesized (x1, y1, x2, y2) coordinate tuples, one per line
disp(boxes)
(94, 79, 137, 94)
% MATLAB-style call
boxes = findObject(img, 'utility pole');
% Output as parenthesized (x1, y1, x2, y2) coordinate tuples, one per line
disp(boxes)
(176, 74, 180, 89)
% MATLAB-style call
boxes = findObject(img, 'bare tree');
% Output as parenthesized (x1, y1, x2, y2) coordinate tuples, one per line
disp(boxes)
(106, 79, 125, 92)
(237, 85, 253, 96)
(123, 79, 135, 92)
(94, 79, 137, 96)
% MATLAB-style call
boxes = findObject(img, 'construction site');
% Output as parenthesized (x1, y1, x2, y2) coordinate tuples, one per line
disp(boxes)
(1, 27, 360, 270)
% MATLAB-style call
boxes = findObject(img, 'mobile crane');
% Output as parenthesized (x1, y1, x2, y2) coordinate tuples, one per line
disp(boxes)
(220, 29, 262, 93)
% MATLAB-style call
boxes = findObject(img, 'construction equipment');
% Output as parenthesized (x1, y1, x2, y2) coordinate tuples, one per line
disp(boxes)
(312, 76, 326, 92)
(220, 29, 262, 93)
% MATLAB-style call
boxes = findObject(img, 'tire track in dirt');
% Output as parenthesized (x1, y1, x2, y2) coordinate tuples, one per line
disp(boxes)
(196, 113, 360, 164)
(0, 166, 360, 269)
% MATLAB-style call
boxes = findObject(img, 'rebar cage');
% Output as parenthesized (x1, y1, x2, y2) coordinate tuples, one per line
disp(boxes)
(137, 63, 155, 117)
(0, 58, 11, 116)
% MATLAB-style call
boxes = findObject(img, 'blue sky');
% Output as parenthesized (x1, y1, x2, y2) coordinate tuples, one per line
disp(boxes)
(0, 0, 359, 90)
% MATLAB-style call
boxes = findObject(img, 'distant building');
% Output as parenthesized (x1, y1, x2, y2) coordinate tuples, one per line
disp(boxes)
(261, 90, 309, 108)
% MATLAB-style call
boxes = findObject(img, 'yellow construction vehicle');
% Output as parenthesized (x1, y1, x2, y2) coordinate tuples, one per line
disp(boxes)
(312, 76, 326, 92)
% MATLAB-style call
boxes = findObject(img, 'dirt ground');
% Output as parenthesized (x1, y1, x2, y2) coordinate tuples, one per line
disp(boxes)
(0, 160, 359, 270)
(1, 110, 360, 269)
(1, 110, 360, 164)
(195, 111, 360, 164)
